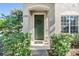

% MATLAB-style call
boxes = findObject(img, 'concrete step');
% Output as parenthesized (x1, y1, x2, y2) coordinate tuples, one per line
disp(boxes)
(30, 46, 50, 50)
(31, 50, 48, 56)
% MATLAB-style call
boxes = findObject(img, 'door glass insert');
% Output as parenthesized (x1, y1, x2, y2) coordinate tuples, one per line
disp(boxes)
(34, 15, 44, 40)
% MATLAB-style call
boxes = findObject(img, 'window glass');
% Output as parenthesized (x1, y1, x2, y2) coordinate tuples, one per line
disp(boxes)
(61, 16, 78, 34)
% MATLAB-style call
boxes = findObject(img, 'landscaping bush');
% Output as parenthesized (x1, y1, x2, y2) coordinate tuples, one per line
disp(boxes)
(48, 34, 75, 56)
(2, 32, 31, 56)
(0, 9, 31, 56)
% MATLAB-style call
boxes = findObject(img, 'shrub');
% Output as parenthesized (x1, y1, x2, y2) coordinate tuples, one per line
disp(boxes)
(48, 34, 75, 56)
(2, 32, 31, 56)
(0, 9, 29, 56)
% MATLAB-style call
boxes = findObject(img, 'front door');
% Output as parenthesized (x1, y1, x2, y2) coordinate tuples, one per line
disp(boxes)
(31, 12, 50, 49)
(35, 15, 44, 40)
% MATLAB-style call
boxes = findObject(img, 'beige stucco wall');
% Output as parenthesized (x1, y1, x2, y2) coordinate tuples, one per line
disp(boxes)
(23, 3, 55, 36)
(23, 3, 79, 49)
(23, 3, 79, 34)
(55, 3, 79, 34)
(23, 3, 55, 48)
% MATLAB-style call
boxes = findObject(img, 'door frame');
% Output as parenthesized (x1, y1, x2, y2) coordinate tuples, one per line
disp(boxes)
(31, 12, 49, 47)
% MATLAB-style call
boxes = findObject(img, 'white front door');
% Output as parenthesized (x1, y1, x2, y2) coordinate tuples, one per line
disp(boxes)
(31, 12, 50, 49)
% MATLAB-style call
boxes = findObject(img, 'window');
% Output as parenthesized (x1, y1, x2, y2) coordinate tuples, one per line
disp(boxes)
(61, 16, 78, 34)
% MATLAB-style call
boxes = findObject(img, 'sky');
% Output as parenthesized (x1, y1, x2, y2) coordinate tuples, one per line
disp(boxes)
(0, 3, 22, 17)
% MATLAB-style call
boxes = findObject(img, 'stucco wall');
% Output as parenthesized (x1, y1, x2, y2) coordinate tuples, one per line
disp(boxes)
(55, 3, 79, 34)
(23, 3, 79, 34)
(23, 3, 55, 36)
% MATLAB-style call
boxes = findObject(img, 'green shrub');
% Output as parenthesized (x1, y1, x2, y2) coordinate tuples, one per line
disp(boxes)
(0, 9, 29, 56)
(48, 34, 75, 56)
(2, 32, 31, 56)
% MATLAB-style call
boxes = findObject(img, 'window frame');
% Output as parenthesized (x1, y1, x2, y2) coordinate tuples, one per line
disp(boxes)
(61, 15, 78, 34)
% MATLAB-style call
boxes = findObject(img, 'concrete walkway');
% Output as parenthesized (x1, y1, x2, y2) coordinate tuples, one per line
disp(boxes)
(31, 50, 48, 56)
